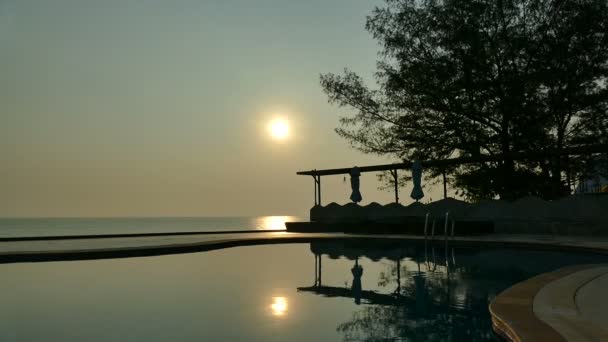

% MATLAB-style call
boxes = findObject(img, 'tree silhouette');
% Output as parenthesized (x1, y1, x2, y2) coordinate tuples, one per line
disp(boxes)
(321, 0, 608, 200)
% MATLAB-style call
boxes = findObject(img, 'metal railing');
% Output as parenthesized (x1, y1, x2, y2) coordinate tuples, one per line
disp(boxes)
(424, 211, 455, 240)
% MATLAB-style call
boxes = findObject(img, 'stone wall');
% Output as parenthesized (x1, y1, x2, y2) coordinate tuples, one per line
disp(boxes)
(310, 194, 608, 235)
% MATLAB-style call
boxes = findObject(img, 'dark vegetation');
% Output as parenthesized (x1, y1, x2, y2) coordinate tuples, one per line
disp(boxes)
(321, 0, 608, 201)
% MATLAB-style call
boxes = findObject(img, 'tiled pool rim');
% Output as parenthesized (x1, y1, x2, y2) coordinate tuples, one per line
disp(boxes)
(490, 263, 608, 342)
(490, 264, 587, 342)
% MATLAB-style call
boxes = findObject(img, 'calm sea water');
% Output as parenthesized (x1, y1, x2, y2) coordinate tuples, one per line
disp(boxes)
(0, 216, 303, 238)
(1, 240, 607, 341)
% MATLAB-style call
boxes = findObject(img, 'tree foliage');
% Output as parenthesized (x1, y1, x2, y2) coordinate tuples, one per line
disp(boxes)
(321, 0, 608, 200)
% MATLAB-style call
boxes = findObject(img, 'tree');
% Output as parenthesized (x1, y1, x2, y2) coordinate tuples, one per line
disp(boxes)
(321, 0, 608, 200)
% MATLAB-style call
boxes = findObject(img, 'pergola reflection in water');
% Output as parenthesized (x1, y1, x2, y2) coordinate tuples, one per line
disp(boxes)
(298, 240, 496, 341)
(299, 240, 454, 305)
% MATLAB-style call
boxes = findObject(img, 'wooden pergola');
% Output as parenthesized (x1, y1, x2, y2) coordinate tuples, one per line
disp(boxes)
(296, 143, 608, 205)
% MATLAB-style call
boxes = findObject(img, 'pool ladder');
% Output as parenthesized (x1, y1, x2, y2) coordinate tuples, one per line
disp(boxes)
(424, 212, 457, 273)
(423, 211, 455, 239)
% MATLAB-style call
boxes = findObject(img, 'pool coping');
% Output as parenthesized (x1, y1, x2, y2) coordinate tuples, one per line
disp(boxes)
(2, 232, 608, 264)
(489, 264, 595, 342)
(0, 229, 282, 242)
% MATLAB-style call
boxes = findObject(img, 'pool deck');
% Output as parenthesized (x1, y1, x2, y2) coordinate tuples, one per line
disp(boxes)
(2, 231, 608, 341)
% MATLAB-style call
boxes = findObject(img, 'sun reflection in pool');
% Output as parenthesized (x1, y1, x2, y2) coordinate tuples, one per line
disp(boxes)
(270, 296, 288, 317)
(257, 216, 297, 230)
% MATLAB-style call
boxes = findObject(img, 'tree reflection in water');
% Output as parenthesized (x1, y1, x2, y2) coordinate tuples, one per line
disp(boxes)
(336, 258, 496, 341)
(298, 239, 549, 341)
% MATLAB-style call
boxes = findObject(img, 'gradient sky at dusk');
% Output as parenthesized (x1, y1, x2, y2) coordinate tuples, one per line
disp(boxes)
(1, 0, 451, 217)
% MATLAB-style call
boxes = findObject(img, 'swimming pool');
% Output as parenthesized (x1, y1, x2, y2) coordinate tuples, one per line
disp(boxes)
(1, 239, 606, 341)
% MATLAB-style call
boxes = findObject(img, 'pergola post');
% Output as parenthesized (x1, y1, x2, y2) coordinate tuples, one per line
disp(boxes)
(442, 170, 447, 199)
(390, 169, 399, 203)
(317, 176, 322, 206)
(312, 175, 322, 206)
(313, 176, 317, 205)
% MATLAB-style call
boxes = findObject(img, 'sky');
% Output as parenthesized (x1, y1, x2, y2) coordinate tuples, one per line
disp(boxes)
(1, 0, 450, 217)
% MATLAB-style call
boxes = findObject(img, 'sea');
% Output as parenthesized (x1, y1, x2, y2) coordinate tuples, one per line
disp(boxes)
(0, 216, 303, 238)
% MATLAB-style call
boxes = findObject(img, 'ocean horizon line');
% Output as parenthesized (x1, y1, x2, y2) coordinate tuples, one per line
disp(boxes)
(0, 215, 303, 220)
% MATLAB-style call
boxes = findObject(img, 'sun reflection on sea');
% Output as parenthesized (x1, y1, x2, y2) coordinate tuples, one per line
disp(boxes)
(270, 296, 288, 317)
(256, 216, 297, 230)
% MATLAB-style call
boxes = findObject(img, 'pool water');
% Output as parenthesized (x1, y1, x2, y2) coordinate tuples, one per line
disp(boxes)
(1, 240, 607, 341)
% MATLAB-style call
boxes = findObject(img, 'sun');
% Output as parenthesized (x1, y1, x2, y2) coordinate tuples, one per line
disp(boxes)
(270, 297, 288, 316)
(268, 119, 289, 140)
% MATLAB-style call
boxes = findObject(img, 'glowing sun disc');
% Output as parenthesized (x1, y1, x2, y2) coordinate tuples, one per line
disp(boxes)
(269, 119, 289, 140)
(270, 297, 288, 316)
